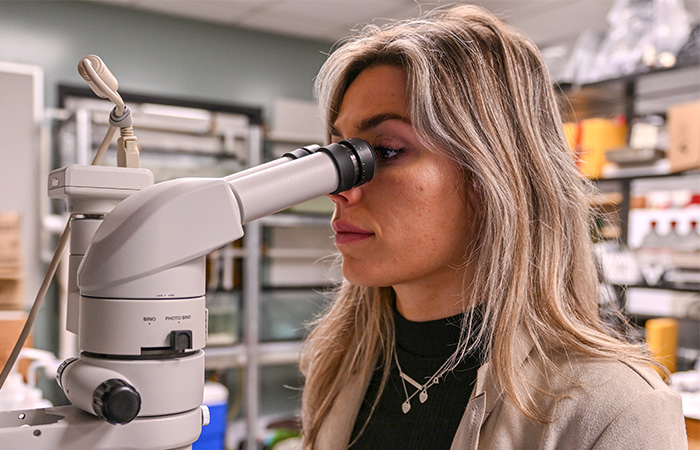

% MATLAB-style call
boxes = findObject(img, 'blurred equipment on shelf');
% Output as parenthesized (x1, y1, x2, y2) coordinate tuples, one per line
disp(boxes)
(594, 241, 642, 286)
(261, 290, 327, 342)
(57, 88, 252, 182)
(263, 223, 339, 288)
(643, 0, 693, 69)
(603, 115, 670, 178)
(677, 23, 700, 66)
(554, 30, 605, 86)
(590, 190, 624, 241)
(628, 174, 700, 290)
(548, 0, 696, 85)
(626, 287, 700, 320)
(206, 290, 240, 347)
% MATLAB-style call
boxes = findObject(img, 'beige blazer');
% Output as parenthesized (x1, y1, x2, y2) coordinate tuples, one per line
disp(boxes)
(314, 345, 688, 450)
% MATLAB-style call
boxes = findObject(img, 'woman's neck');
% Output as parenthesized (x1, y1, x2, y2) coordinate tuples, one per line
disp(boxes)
(393, 267, 476, 321)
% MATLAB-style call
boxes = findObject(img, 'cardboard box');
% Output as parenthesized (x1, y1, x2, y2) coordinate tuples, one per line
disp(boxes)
(668, 100, 700, 173)
(0, 278, 25, 310)
(0, 212, 22, 274)
(0, 311, 31, 373)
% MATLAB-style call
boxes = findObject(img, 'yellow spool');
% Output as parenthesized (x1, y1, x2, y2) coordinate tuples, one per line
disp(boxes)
(646, 317, 678, 374)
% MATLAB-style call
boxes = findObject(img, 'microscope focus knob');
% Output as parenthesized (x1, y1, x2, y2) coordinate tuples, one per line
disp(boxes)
(92, 378, 142, 424)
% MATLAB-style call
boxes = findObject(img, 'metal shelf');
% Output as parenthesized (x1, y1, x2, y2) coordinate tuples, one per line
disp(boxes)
(204, 341, 303, 370)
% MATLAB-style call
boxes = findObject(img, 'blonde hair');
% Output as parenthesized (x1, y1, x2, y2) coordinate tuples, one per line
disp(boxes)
(301, 5, 657, 447)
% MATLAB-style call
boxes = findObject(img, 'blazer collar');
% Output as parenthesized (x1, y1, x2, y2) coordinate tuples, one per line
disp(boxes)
(450, 331, 535, 450)
(315, 367, 373, 450)
(469, 330, 535, 415)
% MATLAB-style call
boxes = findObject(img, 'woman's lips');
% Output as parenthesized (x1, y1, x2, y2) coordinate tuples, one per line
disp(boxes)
(332, 221, 374, 245)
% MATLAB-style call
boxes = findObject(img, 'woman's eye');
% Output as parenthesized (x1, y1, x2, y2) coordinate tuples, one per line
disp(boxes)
(374, 146, 405, 163)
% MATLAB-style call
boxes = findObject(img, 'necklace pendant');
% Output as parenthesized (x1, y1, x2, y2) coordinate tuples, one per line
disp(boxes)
(402, 400, 411, 414)
(419, 390, 428, 403)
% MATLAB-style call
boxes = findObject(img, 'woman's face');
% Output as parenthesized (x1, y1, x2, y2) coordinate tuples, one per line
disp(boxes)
(328, 65, 478, 304)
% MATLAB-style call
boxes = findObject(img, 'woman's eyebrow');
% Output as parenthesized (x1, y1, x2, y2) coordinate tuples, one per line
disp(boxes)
(330, 112, 411, 136)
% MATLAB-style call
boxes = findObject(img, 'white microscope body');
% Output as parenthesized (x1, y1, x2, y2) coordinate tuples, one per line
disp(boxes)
(0, 139, 376, 449)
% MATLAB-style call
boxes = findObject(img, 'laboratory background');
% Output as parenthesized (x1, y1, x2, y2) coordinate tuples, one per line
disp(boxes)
(0, 0, 699, 448)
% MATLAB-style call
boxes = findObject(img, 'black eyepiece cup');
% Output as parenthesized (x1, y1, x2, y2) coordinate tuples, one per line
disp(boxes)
(317, 138, 377, 194)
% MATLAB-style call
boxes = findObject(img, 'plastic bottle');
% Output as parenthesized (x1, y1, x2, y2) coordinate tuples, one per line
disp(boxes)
(0, 371, 52, 410)
(687, 221, 700, 252)
(637, 221, 670, 286)
(640, 221, 665, 248)
(665, 221, 684, 252)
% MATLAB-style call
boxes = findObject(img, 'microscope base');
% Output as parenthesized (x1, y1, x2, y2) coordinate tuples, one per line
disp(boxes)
(0, 404, 202, 449)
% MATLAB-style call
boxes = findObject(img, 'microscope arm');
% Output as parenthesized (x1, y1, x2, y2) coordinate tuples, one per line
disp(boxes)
(78, 138, 375, 298)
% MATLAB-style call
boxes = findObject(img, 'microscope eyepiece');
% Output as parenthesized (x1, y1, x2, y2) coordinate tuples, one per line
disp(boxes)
(282, 144, 320, 160)
(317, 138, 377, 194)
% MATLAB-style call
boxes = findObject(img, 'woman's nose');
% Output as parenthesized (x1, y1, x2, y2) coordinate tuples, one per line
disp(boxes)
(327, 185, 362, 206)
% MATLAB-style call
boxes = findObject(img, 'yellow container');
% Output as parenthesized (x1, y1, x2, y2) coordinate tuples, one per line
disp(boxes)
(564, 118, 627, 179)
(646, 317, 678, 373)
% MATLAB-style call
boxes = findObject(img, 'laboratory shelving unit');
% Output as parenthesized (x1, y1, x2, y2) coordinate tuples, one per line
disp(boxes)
(557, 60, 700, 362)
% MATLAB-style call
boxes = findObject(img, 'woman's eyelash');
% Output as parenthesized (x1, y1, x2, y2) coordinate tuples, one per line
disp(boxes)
(374, 145, 405, 162)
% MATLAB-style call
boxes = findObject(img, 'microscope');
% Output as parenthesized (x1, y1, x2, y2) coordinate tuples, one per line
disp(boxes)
(0, 56, 376, 449)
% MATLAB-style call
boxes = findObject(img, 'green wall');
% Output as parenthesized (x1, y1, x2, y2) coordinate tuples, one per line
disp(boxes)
(0, 0, 334, 122)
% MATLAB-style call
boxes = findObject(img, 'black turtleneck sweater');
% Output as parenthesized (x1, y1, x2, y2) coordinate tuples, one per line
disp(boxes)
(349, 308, 483, 449)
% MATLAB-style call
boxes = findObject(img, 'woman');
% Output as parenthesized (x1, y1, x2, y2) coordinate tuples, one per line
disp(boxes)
(300, 5, 687, 449)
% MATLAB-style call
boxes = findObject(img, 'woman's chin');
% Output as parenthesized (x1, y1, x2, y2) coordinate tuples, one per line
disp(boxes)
(341, 263, 386, 288)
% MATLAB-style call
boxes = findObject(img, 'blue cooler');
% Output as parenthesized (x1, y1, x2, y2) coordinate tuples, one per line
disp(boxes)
(193, 381, 229, 450)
